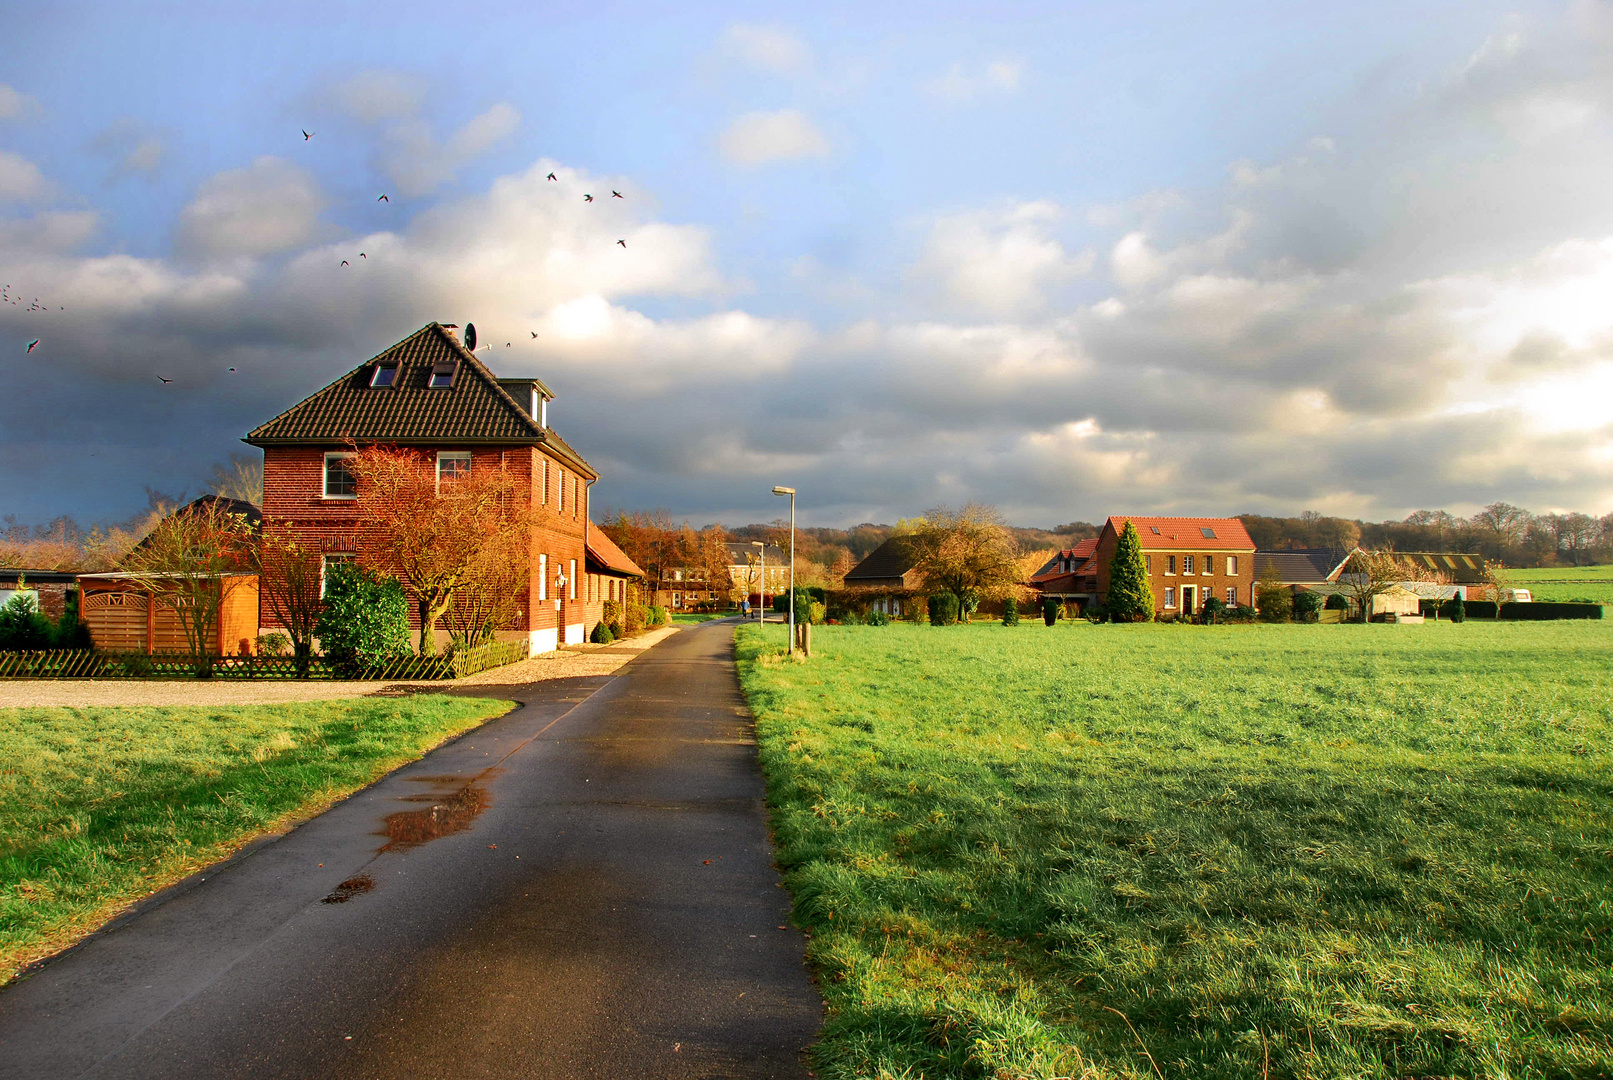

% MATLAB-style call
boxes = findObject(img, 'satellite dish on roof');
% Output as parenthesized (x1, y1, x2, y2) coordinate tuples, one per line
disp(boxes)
(463, 322, 477, 352)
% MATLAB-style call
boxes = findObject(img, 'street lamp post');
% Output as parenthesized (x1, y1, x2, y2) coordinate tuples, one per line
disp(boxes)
(773, 486, 795, 654)
(750, 541, 765, 625)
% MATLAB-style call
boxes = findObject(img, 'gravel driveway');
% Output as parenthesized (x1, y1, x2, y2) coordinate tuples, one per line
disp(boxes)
(0, 626, 683, 708)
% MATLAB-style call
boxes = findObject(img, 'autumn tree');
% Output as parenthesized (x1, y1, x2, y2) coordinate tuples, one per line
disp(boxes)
(120, 500, 255, 676)
(1335, 548, 1415, 623)
(910, 504, 1021, 623)
(253, 523, 324, 675)
(1105, 520, 1154, 621)
(207, 453, 264, 506)
(346, 446, 537, 655)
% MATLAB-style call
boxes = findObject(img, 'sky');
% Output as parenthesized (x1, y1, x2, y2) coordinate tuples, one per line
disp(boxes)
(3, 0, 1613, 529)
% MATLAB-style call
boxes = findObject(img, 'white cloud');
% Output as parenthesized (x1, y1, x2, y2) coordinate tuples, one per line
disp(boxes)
(0, 151, 51, 202)
(721, 23, 812, 78)
(329, 70, 427, 123)
(911, 201, 1092, 317)
(925, 60, 1022, 102)
(90, 119, 168, 180)
(719, 109, 830, 166)
(0, 84, 36, 121)
(176, 157, 326, 258)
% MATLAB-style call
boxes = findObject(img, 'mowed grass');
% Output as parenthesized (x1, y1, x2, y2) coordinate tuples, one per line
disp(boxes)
(1507, 566, 1613, 605)
(0, 695, 512, 983)
(737, 621, 1613, 1079)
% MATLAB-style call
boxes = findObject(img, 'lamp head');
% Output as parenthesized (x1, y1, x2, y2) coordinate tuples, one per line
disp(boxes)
(772, 486, 794, 496)
(750, 540, 764, 547)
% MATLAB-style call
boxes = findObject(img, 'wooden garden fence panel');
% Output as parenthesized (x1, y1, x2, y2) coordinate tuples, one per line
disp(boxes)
(0, 639, 531, 681)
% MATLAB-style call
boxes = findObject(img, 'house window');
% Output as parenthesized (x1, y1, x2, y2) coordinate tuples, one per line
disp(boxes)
(538, 554, 547, 601)
(428, 361, 456, 389)
(370, 363, 398, 388)
(1227, 587, 1237, 606)
(573, 478, 579, 518)
(323, 453, 357, 499)
(1227, 556, 1238, 576)
(559, 469, 565, 513)
(568, 559, 577, 600)
(320, 553, 355, 597)
(671, 592, 682, 608)
(437, 451, 471, 487)
(1183, 555, 1194, 575)
(1164, 587, 1176, 608)
(539, 458, 549, 504)
(1203, 556, 1214, 575)
(1165, 555, 1176, 575)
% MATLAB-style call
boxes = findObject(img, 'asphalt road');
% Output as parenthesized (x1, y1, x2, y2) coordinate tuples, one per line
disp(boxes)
(0, 621, 821, 1079)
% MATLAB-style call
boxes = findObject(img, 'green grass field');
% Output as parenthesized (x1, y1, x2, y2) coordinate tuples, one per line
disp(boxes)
(671, 612, 727, 624)
(1506, 565, 1613, 604)
(0, 695, 511, 984)
(738, 621, 1613, 1079)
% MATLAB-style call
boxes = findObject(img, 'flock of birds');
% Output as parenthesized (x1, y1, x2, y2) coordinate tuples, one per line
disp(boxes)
(17, 127, 633, 378)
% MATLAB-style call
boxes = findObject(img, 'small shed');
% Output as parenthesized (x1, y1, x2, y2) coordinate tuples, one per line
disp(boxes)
(77, 572, 260, 654)
(0, 569, 80, 620)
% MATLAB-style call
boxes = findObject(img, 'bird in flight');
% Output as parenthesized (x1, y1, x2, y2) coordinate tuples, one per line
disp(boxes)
(228, 367, 236, 372)
(612, 190, 623, 198)
(617, 239, 627, 247)
(583, 194, 594, 202)
(547, 172, 557, 181)
(530, 331, 538, 338)
(341, 260, 349, 267)
(358, 252, 366, 259)
(157, 376, 172, 383)
(302, 130, 314, 140)
(505, 342, 511, 347)
(26, 339, 39, 354)
(377, 194, 389, 202)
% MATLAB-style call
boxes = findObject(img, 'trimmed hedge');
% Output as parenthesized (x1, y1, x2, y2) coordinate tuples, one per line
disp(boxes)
(1461, 600, 1601, 620)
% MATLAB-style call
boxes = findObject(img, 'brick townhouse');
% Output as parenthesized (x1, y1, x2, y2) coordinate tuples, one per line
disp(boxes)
(1092, 516, 1256, 617)
(245, 321, 617, 653)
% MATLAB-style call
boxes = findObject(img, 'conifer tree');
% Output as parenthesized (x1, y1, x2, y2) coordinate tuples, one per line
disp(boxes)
(1105, 520, 1154, 622)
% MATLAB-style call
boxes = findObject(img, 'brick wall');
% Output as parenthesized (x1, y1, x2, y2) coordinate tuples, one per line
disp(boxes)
(1094, 536, 1256, 616)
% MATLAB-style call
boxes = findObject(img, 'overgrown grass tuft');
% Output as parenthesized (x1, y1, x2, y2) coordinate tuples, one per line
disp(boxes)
(0, 695, 511, 983)
(739, 620, 1613, 1079)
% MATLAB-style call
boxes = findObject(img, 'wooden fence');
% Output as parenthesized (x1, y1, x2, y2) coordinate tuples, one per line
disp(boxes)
(0, 638, 530, 681)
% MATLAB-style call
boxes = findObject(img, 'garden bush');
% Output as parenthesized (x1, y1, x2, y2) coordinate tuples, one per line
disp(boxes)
(602, 600, 623, 635)
(1444, 593, 1466, 622)
(1083, 603, 1107, 624)
(590, 621, 615, 644)
(866, 609, 891, 627)
(1041, 596, 1059, 626)
(646, 605, 668, 628)
(315, 563, 411, 674)
(1291, 590, 1322, 623)
(929, 593, 959, 626)
(0, 593, 53, 652)
(1001, 596, 1019, 626)
(624, 602, 647, 634)
(1256, 585, 1292, 622)
(1201, 596, 1228, 624)
(1324, 593, 1348, 610)
(49, 597, 93, 650)
(1230, 604, 1259, 622)
(255, 631, 292, 657)
(807, 601, 827, 625)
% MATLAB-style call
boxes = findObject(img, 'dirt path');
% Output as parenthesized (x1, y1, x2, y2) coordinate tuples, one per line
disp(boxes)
(0, 626, 680, 708)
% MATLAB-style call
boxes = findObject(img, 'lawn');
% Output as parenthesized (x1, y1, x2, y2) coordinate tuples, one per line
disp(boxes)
(0, 695, 512, 984)
(737, 620, 1613, 1079)
(671, 612, 728, 624)
(1506, 565, 1613, 605)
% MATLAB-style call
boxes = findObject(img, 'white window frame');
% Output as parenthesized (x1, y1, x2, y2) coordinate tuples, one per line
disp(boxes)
(320, 553, 356, 597)
(436, 451, 472, 489)
(1227, 556, 1238, 576)
(323, 452, 357, 500)
(1227, 587, 1237, 606)
(1165, 555, 1176, 576)
(568, 559, 577, 600)
(1164, 587, 1176, 609)
(538, 554, 548, 601)
(1183, 555, 1194, 575)
(672, 592, 682, 608)
(559, 469, 565, 513)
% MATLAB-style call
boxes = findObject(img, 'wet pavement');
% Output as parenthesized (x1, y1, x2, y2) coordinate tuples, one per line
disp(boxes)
(0, 622, 821, 1079)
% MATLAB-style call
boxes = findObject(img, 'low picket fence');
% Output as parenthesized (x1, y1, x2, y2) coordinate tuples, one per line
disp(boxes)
(0, 639, 530, 681)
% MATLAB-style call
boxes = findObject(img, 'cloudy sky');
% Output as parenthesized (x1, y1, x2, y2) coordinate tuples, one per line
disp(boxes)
(4, 0, 1613, 528)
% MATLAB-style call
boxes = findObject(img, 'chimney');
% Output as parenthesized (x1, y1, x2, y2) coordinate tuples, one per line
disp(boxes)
(440, 323, 460, 344)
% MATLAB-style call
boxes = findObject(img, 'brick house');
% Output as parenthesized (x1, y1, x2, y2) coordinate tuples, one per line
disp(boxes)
(839, 536, 923, 617)
(245, 321, 605, 653)
(1028, 538, 1100, 606)
(1093, 516, 1256, 617)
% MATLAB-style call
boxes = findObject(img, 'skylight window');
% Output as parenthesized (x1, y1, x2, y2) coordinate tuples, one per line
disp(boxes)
(1200, 527, 1217, 538)
(370, 363, 398, 388)
(428, 361, 457, 389)
(1150, 526, 1161, 535)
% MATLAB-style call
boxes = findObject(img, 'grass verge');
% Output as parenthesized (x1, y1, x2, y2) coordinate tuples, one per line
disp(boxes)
(0, 694, 512, 983)
(672, 612, 726, 624)
(738, 620, 1613, 1079)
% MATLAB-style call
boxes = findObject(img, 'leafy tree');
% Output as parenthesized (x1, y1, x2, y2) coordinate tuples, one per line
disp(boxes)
(346, 446, 538, 655)
(929, 593, 958, 626)
(1104, 520, 1154, 622)
(120, 500, 255, 676)
(1445, 593, 1466, 622)
(1001, 596, 1019, 626)
(0, 591, 52, 651)
(315, 563, 410, 673)
(1291, 590, 1323, 623)
(1255, 564, 1292, 622)
(910, 504, 1021, 622)
(253, 523, 323, 676)
(1042, 595, 1060, 626)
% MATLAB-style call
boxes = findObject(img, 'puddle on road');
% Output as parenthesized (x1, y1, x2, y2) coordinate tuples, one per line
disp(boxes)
(379, 773, 498, 852)
(322, 874, 375, 904)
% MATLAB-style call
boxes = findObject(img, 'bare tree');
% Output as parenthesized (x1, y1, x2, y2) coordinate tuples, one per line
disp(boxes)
(120, 501, 255, 675)
(253, 523, 324, 675)
(207, 453, 264, 506)
(1335, 548, 1415, 623)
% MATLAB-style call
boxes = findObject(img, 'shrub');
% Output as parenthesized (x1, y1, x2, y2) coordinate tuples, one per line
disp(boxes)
(1230, 605, 1259, 623)
(1084, 603, 1107, 624)
(602, 600, 623, 635)
(50, 598, 93, 650)
(929, 593, 959, 626)
(646, 605, 668, 628)
(1499, 601, 1603, 620)
(1445, 593, 1466, 623)
(1042, 596, 1060, 626)
(1292, 590, 1322, 623)
(0, 593, 52, 651)
(1256, 585, 1292, 623)
(624, 602, 648, 634)
(807, 601, 827, 625)
(255, 631, 292, 657)
(591, 621, 615, 644)
(866, 609, 891, 627)
(1201, 596, 1228, 625)
(1324, 593, 1348, 610)
(1001, 596, 1019, 626)
(315, 563, 412, 673)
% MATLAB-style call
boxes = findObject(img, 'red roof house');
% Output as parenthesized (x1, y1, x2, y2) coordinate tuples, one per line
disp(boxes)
(1092, 516, 1257, 617)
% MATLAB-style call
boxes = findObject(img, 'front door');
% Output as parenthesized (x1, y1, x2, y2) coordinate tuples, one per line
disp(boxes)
(1181, 585, 1197, 616)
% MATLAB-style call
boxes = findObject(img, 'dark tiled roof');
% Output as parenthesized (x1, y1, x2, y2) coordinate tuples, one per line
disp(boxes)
(0, 569, 81, 585)
(179, 494, 263, 531)
(1106, 516, 1255, 551)
(844, 536, 921, 581)
(1253, 549, 1339, 584)
(1391, 552, 1488, 584)
(244, 323, 595, 476)
(1030, 538, 1098, 583)
(587, 523, 645, 578)
(726, 542, 787, 565)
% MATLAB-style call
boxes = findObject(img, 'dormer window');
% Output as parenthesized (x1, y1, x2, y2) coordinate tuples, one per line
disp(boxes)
(370, 362, 398, 388)
(428, 361, 457, 389)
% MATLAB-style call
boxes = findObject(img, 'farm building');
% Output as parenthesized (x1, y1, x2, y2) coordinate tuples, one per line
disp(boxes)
(76, 572, 260, 654)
